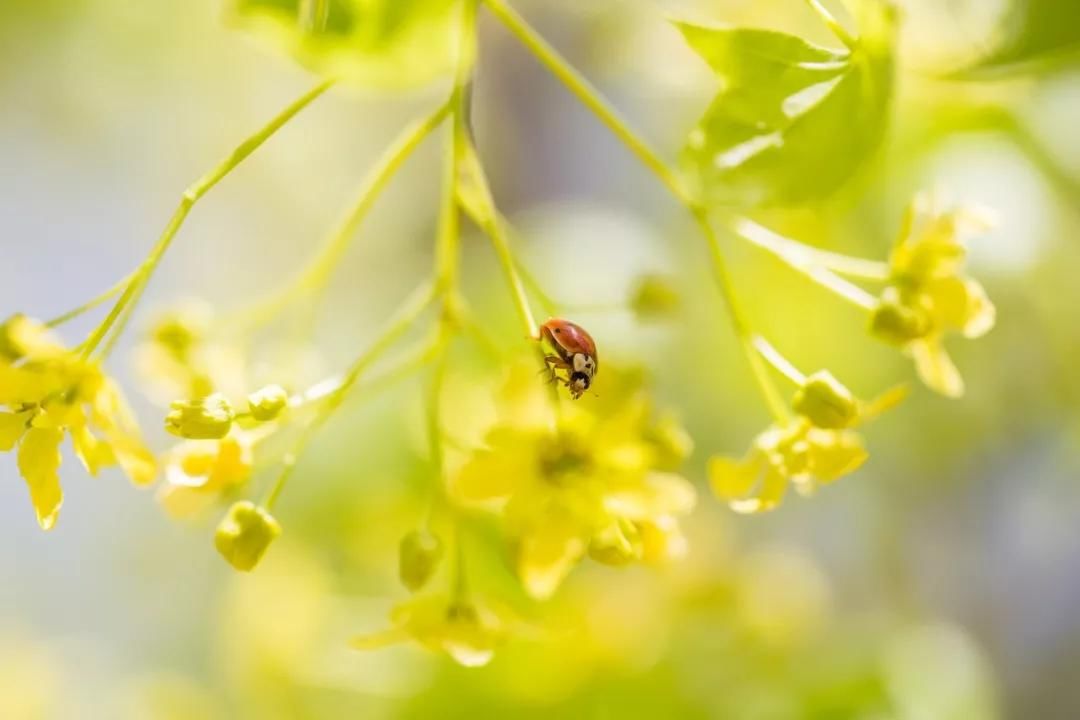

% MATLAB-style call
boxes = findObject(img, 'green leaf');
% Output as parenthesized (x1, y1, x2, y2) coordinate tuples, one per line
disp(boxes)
(676, 2, 897, 207)
(226, 0, 461, 90)
(958, 0, 1080, 77)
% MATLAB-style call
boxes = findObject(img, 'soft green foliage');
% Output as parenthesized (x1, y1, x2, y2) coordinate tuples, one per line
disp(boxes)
(963, 0, 1080, 75)
(226, 0, 462, 88)
(677, 1, 896, 206)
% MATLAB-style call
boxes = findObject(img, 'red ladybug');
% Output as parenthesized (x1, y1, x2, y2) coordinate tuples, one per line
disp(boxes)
(537, 318, 598, 399)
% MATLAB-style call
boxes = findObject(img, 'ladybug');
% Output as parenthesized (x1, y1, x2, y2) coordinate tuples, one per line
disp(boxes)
(537, 318, 598, 399)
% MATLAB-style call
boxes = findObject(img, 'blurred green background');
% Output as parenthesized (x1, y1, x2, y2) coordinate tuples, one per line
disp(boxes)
(2, 0, 1079, 717)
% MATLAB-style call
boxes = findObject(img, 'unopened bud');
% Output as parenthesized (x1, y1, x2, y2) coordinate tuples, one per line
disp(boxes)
(214, 501, 281, 572)
(869, 292, 929, 345)
(165, 393, 234, 439)
(793, 370, 859, 429)
(247, 384, 289, 422)
(398, 530, 444, 592)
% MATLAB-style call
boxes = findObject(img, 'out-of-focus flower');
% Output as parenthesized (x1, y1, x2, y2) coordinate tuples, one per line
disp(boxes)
(165, 393, 235, 440)
(158, 430, 258, 517)
(134, 302, 247, 405)
(215, 500, 282, 572)
(0, 315, 156, 529)
(398, 529, 445, 593)
(629, 274, 681, 320)
(352, 593, 508, 667)
(709, 419, 867, 514)
(451, 362, 696, 599)
(870, 195, 996, 397)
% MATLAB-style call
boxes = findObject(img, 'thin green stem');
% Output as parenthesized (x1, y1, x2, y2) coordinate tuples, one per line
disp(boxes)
(84, 79, 335, 360)
(728, 214, 890, 281)
(696, 211, 789, 421)
(752, 335, 807, 386)
(803, 0, 858, 50)
(481, 0, 685, 202)
(45, 272, 133, 328)
(730, 215, 879, 310)
(484, 0, 787, 419)
(263, 280, 437, 509)
(231, 101, 452, 330)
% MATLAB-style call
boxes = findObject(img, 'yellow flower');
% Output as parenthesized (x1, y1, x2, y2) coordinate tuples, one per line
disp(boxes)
(709, 419, 868, 514)
(0, 315, 156, 529)
(158, 431, 257, 517)
(399, 529, 445, 593)
(451, 363, 696, 599)
(352, 593, 507, 668)
(870, 195, 996, 397)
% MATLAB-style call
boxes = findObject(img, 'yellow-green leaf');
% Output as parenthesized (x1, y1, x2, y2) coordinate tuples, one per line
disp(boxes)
(16, 427, 64, 530)
(676, 3, 896, 206)
(226, 0, 462, 90)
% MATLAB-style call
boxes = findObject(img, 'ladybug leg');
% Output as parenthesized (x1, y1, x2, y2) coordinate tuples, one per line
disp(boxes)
(543, 355, 572, 384)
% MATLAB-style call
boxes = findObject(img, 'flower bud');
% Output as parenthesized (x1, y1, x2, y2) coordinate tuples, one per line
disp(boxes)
(165, 393, 234, 439)
(792, 370, 859, 429)
(589, 517, 643, 566)
(214, 501, 281, 572)
(630, 274, 680, 320)
(398, 530, 444, 592)
(247, 384, 289, 422)
(869, 293, 928, 345)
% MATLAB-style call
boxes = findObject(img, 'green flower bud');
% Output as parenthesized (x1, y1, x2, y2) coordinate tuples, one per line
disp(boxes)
(398, 529, 444, 592)
(792, 371, 859, 429)
(165, 393, 235, 439)
(247, 384, 289, 422)
(869, 293, 929, 345)
(214, 501, 281, 572)
(589, 517, 643, 566)
(630, 274, 680, 320)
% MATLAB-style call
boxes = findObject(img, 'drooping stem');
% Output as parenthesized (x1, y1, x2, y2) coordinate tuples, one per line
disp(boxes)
(484, 0, 787, 418)
(84, 79, 335, 360)
(45, 273, 133, 328)
(752, 335, 807, 386)
(802, 0, 859, 50)
(728, 214, 890, 281)
(263, 280, 437, 509)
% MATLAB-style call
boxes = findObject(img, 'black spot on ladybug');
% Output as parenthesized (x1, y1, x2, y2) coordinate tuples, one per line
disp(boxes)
(554, 328, 561, 333)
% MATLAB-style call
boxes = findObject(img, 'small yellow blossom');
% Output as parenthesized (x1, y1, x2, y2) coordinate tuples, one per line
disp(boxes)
(451, 362, 696, 599)
(0, 315, 156, 529)
(629, 274, 681, 320)
(215, 500, 282, 572)
(352, 593, 508, 667)
(165, 393, 235, 440)
(709, 419, 867, 514)
(870, 195, 996, 397)
(158, 431, 257, 517)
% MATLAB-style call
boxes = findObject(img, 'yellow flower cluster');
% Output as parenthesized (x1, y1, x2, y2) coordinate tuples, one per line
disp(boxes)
(710, 370, 890, 514)
(0, 315, 155, 529)
(451, 363, 696, 600)
(871, 195, 996, 397)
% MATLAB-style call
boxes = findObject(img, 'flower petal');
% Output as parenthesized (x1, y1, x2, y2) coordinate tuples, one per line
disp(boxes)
(807, 429, 868, 482)
(71, 425, 117, 477)
(0, 411, 30, 451)
(708, 455, 761, 501)
(728, 466, 788, 515)
(16, 427, 64, 530)
(517, 513, 588, 600)
(910, 339, 964, 398)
